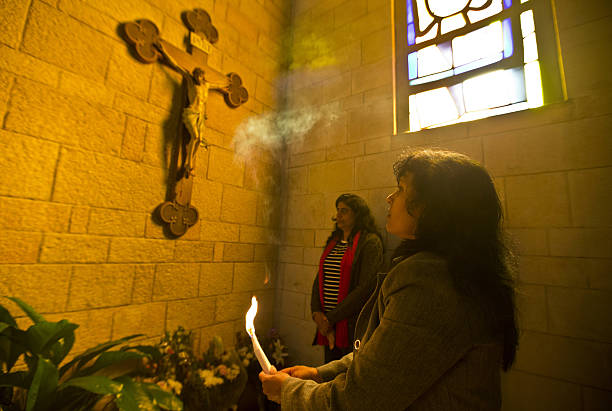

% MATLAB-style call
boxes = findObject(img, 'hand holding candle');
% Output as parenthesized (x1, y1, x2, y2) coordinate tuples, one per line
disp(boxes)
(245, 296, 273, 374)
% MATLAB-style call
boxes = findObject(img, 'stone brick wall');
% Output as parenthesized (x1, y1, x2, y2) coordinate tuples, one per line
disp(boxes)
(279, 0, 612, 409)
(0, 0, 288, 355)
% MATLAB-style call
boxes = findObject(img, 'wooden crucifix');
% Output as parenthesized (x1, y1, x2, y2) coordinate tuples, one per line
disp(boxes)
(122, 9, 248, 237)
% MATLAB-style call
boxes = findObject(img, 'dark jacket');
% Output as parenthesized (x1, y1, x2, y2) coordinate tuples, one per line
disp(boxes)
(310, 231, 383, 345)
(285, 252, 504, 410)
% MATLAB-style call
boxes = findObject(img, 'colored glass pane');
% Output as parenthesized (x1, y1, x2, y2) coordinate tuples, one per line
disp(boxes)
(502, 18, 513, 58)
(407, 0, 414, 23)
(429, 0, 470, 17)
(520, 10, 535, 36)
(416, 23, 439, 43)
(504, 0, 512, 8)
(415, 0, 434, 32)
(467, 0, 503, 23)
(408, 23, 416, 45)
(408, 52, 418, 79)
(417, 44, 453, 76)
(524, 60, 543, 107)
(414, 87, 459, 127)
(523, 32, 538, 62)
(452, 21, 503, 67)
(453, 53, 503, 75)
(441, 14, 466, 34)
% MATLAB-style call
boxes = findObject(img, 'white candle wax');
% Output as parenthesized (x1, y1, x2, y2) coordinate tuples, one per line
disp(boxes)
(245, 296, 273, 374)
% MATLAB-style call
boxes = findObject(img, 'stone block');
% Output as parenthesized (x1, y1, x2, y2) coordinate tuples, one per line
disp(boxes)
(254, 244, 277, 262)
(200, 263, 233, 296)
(280, 290, 307, 319)
(21, 2, 113, 81)
(547, 287, 612, 342)
(153, 263, 199, 301)
(132, 264, 155, 304)
(589, 259, 612, 291)
(112, 302, 167, 340)
(308, 159, 354, 193)
(505, 173, 571, 228)
(0, 264, 70, 313)
(289, 149, 326, 168)
(114, 92, 169, 124)
(47, 308, 114, 354)
(355, 152, 397, 189)
(174, 241, 214, 263)
(109, 238, 174, 263)
(227, 7, 259, 42)
(67, 264, 135, 310)
(223, 243, 254, 262)
(121, 116, 146, 162)
(286, 194, 326, 229)
(282, 263, 316, 294)
(88, 208, 146, 237)
(54, 147, 166, 211)
(213, 243, 224, 262)
(284, 229, 315, 247)
(506, 228, 549, 256)
(563, 29, 611, 97)
(483, 115, 612, 176)
(255, 76, 277, 108)
(392, 122, 469, 150)
(279, 246, 303, 264)
(304, 247, 323, 266)
(70, 206, 90, 234)
(7, 79, 124, 155)
(364, 137, 390, 155)
(0, 44, 60, 87)
(108, 45, 154, 100)
(200, 221, 239, 242)
(221, 186, 258, 224)
(582, 386, 612, 411)
(0, 0, 29, 48)
(315, 229, 332, 247)
(58, 0, 117, 37)
(207, 146, 245, 186)
(500, 370, 581, 411)
(233, 262, 271, 292)
(215, 292, 252, 322)
(58, 70, 115, 107)
(514, 331, 612, 390)
(348, 100, 393, 142)
(148, 64, 182, 112)
(240, 225, 270, 244)
(555, 0, 611, 30)
(40, 234, 108, 263)
(361, 26, 391, 64)
(549, 228, 612, 258)
(515, 284, 547, 332)
(192, 179, 224, 220)
(569, 168, 612, 227)
(287, 166, 309, 195)
(518, 256, 590, 288)
(167, 297, 216, 330)
(326, 142, 364, 160)
(0, 130, 59, 200)
(0, 197, 71, 233)
(81, 0, 163, 27)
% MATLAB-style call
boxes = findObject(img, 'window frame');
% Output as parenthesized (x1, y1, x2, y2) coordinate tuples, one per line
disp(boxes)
(392, 0, 567, 134)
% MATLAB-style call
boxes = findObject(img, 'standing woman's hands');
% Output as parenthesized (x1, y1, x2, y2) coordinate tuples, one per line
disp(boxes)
(312, 311, 331, 335)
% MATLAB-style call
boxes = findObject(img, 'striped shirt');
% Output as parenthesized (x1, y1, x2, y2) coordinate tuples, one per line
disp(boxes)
(322, 241, 349, 312)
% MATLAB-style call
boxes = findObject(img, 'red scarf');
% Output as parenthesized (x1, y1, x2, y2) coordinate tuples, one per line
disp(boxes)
(316, 231, 361, 348)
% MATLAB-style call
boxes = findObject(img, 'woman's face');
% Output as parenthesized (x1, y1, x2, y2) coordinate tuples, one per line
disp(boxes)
(386, 173, 421, 239)
(335, 201, 356, 233)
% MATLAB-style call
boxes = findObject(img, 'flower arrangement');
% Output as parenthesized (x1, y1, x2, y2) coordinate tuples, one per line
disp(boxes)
(140, 327, 247, 410)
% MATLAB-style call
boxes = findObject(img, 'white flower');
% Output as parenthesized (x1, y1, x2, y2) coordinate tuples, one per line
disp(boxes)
(198, 369, 224, 387)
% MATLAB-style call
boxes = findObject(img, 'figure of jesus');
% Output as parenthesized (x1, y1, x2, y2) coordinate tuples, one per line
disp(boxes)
(156, 42, 228, 176)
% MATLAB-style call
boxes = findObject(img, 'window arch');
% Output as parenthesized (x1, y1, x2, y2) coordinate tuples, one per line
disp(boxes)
(392, 0, 566, 133)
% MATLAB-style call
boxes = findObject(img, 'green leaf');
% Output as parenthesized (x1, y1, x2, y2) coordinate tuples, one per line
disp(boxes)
(76, 351, 144, 378)
(25, 320, 78, 365)
(58, 375, 123, 395)
(0, 328, 28, 372)
(141, 383, 183, 410)
(59, 334, 143, 378)
(114, 376, 156, 411)
(26, 356, 58, 411)
(0, 302, 18, 327)
(7, 297, 45, 324)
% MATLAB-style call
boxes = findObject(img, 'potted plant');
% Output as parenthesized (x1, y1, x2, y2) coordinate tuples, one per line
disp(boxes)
(0, 297, 182, 410)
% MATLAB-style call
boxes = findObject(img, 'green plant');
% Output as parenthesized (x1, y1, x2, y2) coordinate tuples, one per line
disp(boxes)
(0, 297, 182, 411)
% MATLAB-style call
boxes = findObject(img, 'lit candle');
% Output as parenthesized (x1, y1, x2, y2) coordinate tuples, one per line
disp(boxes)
(245, 296, 273, 374)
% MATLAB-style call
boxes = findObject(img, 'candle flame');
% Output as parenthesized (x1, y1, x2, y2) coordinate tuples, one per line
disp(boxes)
(245, 296, 258, 337)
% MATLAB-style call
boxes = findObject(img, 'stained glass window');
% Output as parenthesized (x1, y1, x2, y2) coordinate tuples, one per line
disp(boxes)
(394, 0, 565, 132)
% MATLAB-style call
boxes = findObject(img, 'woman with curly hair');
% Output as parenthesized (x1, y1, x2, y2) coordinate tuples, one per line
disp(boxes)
(262, 149, 518, 410)
(310, 193, 384, 364)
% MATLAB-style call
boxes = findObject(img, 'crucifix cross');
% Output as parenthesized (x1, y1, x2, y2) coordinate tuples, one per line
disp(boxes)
(122, 9, 248, 237)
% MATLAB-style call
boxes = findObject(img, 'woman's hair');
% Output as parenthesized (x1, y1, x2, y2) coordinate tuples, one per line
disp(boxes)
(326, 194, 382, 245)
(393, 149, 518, 371)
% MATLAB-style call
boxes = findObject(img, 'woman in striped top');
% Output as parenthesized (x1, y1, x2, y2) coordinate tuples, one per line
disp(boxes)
(310, 194, 383, 363)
